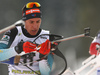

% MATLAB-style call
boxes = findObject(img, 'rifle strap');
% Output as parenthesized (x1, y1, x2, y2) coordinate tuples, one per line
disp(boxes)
(53, 48, 67, 75)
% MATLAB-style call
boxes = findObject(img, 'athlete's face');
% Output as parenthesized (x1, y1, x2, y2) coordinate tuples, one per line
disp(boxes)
(25, 18, 41, 35)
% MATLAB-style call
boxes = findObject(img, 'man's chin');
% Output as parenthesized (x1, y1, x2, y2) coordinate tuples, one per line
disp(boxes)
(30, 32, 37, 36)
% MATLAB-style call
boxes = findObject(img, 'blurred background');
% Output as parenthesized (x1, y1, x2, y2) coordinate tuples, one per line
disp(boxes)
(0, 0, 100, 75)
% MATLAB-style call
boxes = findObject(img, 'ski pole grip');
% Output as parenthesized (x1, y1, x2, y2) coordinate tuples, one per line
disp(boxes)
(84, 27, 90, 36)
(14, 55, 21, 65)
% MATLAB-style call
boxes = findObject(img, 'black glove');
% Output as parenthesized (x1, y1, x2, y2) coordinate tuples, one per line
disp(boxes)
(15, 40, 24, 54)
(15, 40, 37, 54)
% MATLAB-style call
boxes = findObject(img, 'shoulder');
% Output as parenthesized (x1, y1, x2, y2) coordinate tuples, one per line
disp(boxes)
(41, 29, 50, 34)
(4, 27, 18, 36)
(0, 27, 18, 46)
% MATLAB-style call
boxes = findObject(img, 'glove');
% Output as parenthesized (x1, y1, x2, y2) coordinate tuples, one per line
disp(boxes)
(89, 42, 100, 55)
(23, 42, 37, 53)
(15, 41, 37, 54)
(39, 39, 51, 55)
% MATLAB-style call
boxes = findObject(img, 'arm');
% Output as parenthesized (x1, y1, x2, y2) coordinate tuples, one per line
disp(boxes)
(0, 41, 37, 61)
(0, 28, 18, 61)
(89, 42, 100, 55)
(39, 34, 61, 75)
(89, 31, 100, 55)
(39, 39, 54, 75)
(0, 47, 18, 61)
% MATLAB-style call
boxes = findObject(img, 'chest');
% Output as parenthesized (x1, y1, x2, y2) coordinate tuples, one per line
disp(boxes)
(10, 27, 49, 48)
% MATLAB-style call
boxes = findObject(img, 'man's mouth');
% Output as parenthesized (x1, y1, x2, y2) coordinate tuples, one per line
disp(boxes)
(32, 30, 36, 31)
(31, 30, 37, 32)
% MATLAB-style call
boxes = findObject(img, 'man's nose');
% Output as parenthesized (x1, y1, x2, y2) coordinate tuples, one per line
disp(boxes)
(32, 23, 38, 29)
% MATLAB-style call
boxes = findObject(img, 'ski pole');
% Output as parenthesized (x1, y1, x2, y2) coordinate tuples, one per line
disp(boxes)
(52, 27, 91, 43)
(0, 20, 24, 34)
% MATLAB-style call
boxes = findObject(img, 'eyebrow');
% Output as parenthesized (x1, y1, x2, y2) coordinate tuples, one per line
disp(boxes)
(37, 20, 40, 22)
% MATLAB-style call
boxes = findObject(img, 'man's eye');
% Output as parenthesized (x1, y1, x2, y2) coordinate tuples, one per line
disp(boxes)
(37, 21, 40, 23)
(30, 21, 34, 23)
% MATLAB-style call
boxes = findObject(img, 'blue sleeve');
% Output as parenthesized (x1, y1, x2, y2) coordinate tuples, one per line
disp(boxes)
(0, 28, 18, 64)
(0, 43, 8, 49)
(0, 47, 17, 61)
(39, 53, 54, 75)
(0, 43, 16, 64)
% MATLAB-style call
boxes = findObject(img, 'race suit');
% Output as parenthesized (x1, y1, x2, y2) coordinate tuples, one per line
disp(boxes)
(0, 25, 54, 75)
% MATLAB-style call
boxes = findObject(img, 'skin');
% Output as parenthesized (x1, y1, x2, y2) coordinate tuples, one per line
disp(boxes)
(25, 18, 41, 35)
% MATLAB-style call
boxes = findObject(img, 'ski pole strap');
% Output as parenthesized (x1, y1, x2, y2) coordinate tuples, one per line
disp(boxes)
(53, 48, 67, 75)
